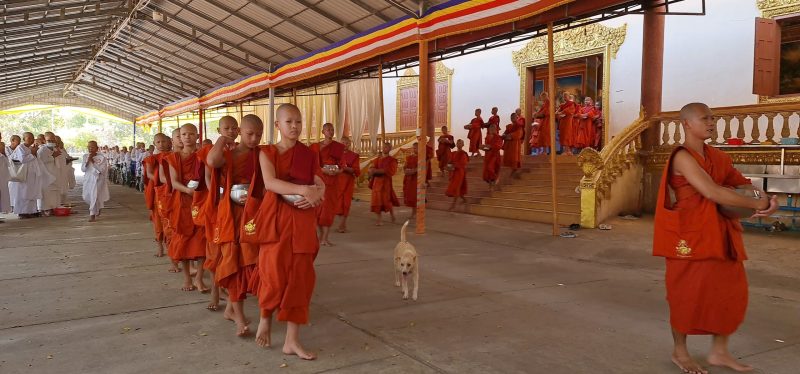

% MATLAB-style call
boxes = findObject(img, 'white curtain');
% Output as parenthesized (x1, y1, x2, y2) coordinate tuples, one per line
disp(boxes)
(339, 79, 381, 153)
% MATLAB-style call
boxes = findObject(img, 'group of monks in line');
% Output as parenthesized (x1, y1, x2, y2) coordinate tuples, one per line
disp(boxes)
(141, 104, 365, 360)
(0, 131, 109, 222)
(530, 91, 604, 156)
(459, 107, 528, 191)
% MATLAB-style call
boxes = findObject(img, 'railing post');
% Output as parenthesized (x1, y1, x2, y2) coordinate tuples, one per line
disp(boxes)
(749, 114, 761, 144)
(735, 115, 746, 140)
(660, 120, 669, 147)
(780, 112, 792, 139)
(763, 113, 777, 145)
(722, 116, 732, 143)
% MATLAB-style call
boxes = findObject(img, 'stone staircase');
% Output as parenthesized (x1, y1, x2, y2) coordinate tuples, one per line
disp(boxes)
(353, 154, 583, 225)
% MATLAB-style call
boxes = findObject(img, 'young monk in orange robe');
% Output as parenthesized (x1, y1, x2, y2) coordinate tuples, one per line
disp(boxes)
(143, 133, 170, 258)
(486, 107, 501, 134)
(466, 108, 483, 157)
(165, 124, 208, 292)
(654, 103, 778, 374)
(482, 126, 504, 191)
(157, 129, 182, 273)
(198, 115, 239, 312)
(370, 142, 399, 225)
(335, 136, 359, 233)
(207, 115, 262, 337)
(251, 103, 325, 360)
(436, 126, 454, 175)
(446, 139, 468, 210)
(574, 97, 598, 150)
(310, 123, 345, 247)
(556, 92, 576, 155)
(502, 113, 524, 175)
(533, 92, 551, 151)
(402, 143, 419, 217)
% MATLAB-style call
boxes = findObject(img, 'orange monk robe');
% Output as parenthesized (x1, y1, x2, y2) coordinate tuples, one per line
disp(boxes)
(487, 114, 501, 134)
(194, 144, 222, 273)
(402, 154, 418, 208)
(482, 134, 504, 183)
(467, 116, 483, 153)
(336, 149, 360, 217)
(557, 101, 577, 148)
(445, 150, 469, 197)
(142, 154, 163, 242)
(655, 145, 751, 335)
(310, 141, 345, 227)
(436, 134, 454, 173)
(533, 100, 551, 147)
(164, 151, 206, 261)
(215, 150, 259, 301)
(574, 105, 599, 149)
(425, 144, 433, 182)
(502, 120, 524, 169)
(370, 155, 400, 213)
(593, 108, 604, 148)
(154, 152, 174, 242)
(255, 144, 319, 324)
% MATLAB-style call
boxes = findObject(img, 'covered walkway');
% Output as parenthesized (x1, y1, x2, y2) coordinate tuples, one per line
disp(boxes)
(0, 181, 798, 373)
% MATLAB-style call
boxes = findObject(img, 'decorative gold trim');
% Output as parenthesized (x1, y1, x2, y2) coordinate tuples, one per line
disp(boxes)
(758, 94, 800, 104)
(395, 62, 454, 133)
(513, 23, 627, 148)
(758, 0, 800, 18)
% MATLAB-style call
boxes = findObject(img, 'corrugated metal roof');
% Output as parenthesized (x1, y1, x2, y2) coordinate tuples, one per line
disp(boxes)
(0, 0, 457, 119)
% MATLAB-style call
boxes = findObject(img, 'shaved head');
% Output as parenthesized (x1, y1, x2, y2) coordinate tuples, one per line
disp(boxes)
(218, 115, 239, 138)
(679, 102, 710, 121)
(180, 123, 198, 133)
(276, 103, 301, 119)
(241, 114, 264, 131)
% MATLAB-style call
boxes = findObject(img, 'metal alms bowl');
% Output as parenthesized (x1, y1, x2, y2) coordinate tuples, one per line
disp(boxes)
(281, 194, 303, 204)
(186, 180, 199, 189)
(230, 184, 249, 205)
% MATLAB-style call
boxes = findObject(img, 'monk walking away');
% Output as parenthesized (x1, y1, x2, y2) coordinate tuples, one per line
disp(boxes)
(335, 136, 359, 233)
(311, 123, 344, 247)
(251, 103, 325, 360)
(446, 139, 469, 211)
(207, 115, 262, 337)
(81, 141, 110, 222)
(369, 142, 399, 226)
(482, 126, 503, 191)
(653, 103, 778, 374)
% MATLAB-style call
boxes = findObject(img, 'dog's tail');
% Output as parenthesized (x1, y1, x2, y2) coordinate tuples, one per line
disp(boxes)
(400, 220, 409, 242)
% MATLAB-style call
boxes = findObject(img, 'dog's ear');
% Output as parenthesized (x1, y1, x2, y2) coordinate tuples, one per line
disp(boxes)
(412, 255, 416, 260)
(395, 256, 401, 261)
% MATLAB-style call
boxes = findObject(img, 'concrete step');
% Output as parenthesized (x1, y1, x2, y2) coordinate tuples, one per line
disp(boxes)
(426, 200, 579, 224)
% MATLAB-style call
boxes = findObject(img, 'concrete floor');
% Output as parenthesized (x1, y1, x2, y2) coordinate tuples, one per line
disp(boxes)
(1, 179, 798, 374)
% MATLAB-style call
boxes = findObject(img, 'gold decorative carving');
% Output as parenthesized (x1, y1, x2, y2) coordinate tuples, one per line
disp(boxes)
(757, 0, 800, 18)
(513, 23, 627, 149)
(395, 62, 454, 133)
(577, 147, 603, 178)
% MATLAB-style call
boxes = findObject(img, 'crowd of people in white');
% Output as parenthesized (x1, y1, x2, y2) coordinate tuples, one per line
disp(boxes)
(0, 131, 141, 222)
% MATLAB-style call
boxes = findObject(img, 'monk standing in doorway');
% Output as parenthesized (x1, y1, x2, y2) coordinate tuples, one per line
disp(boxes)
(335, 136, 359, 233)
(252, 103, 324, 360)
(311, 123, 344, 246)
(654, 103, 778, 374)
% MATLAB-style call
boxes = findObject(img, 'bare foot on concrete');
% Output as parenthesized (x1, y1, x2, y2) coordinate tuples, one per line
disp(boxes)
(672, 353, 708, 374)
(283, 341, 316, 360)
(255, 317, 272, 348)
(708, 352, 753, 372)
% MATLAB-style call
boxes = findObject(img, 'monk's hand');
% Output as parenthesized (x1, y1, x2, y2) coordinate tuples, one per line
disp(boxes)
(216, 135, 236, 149)
(751, 195, 779, 218)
